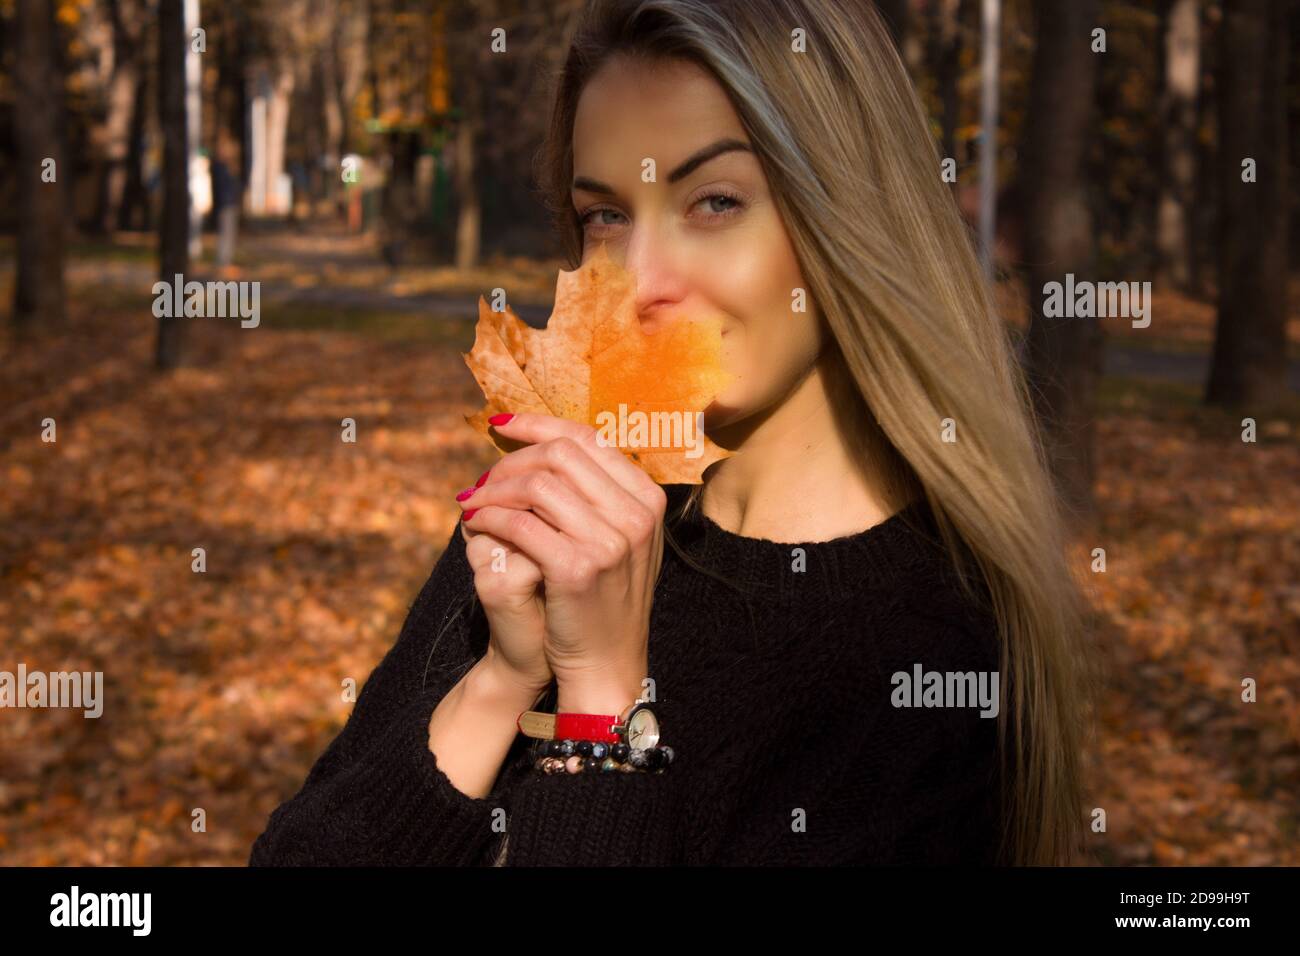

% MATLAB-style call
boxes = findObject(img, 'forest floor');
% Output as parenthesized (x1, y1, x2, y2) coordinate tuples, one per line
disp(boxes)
(0, 222, 1298, 864)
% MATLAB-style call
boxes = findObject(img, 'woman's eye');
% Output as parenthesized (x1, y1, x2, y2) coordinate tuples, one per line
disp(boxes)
(691, 192, 745, 220)
(579, 207, 626, 231)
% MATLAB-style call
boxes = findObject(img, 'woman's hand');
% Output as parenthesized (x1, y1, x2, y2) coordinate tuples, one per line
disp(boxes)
(457, 412, 667, 717)
(458, 472, 552, 699)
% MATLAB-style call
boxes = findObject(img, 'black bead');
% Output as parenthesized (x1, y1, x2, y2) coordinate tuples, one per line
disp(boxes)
(576, 739, 594, 757)
(611, 743, 630, 762)
(558, 739, 576, 757)
(582, 756, 602, 772)
(543, 740, 562, 757)
(659, 745, 675, 765)
(644, 747, 663, 769)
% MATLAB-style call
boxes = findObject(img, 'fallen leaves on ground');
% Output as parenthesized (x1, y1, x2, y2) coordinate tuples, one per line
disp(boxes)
(0, 293, 493, 865)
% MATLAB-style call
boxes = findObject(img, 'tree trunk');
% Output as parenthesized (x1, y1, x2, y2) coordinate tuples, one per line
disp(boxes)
(94, 0, 144, 234)
(119, 54, 151, 231)
(213, 3, 246, 192)
(1156, 0, 1199, 289)
(98, 58, 140, 233)
(319, 38, 344, 207)
(1019, 0, 1102, 525)
(156, 0, 189, 369)
(13, 0, 66, 332)
(451, 3, 485, 270)
(929, 0, 963, 189)
(264, 64, 296, 215)
(336, 0, 369, 159)
(1205, 0, 1290, 409)
(378, 131, 421, 267)
(453, 111, 481, 270)
(1186, 25, 1215, 301)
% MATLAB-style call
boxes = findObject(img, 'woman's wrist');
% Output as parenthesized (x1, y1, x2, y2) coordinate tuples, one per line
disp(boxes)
(554, 660, 647, 716)
(468, 653, 551, 711)
(555, 686, 642, 716)
(428, 655, 548, 800)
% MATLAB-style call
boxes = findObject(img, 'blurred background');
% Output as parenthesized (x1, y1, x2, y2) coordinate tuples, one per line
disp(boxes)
(0, 0, 1296, 866)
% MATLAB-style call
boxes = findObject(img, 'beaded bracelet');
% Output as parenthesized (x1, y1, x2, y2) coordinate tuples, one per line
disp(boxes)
(531, 737, 676, 774)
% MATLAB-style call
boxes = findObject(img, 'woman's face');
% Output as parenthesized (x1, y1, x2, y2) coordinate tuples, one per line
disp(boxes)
(571, 55, 822, 430)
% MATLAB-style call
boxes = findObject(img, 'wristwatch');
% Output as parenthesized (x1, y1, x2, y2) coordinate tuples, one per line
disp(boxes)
(517, 697, 659, 748)
(617, 699, 660, 750)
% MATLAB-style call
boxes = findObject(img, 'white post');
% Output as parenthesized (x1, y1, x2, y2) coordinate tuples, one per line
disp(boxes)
(247, 67, 268, 215)
(184, 0, 203, 259)
(979, 0, 1000, 278)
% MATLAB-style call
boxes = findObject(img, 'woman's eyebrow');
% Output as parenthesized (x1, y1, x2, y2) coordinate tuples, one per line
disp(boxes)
(571, 138, 753, 196)
(666, 138, 752, 183)
(572, 175, 618, 196)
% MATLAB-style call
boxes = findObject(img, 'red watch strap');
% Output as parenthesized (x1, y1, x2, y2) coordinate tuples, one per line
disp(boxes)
(553, 712, 620, 743)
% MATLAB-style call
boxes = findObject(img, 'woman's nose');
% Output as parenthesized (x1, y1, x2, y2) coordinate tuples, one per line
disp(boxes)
(623, 226, 689, 328)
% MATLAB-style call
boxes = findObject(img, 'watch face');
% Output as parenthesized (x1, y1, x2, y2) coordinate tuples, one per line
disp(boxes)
(626, 707, 659, 750)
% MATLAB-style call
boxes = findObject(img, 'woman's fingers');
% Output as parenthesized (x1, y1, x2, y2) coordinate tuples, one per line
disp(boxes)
(462, 471, 626, 556)
(468, 441, 640, 528)
(487, 412, 665, 515)
(476, 424, 666, 538)
(462, 505, 597, 586)
(463, 525, 537, 576)
(464, 526, 544, 608)
(478, 439, 639, 528)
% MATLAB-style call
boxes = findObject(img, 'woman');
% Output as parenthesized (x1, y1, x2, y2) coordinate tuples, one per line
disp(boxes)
(250, 0, 1087, 867)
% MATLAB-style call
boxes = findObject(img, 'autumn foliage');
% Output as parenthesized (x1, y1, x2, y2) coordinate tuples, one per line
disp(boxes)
(462, 244, 732, 484)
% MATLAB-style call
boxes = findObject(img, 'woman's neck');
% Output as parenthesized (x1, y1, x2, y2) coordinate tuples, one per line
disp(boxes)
(702, 352, 896, 543)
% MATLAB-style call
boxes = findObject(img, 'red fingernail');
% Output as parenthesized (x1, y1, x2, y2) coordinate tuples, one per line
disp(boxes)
(455, 487, 476, 502)
(461, 508, 478, 521)
(475, 469, 490, 487)
(487, 413, 515, 426)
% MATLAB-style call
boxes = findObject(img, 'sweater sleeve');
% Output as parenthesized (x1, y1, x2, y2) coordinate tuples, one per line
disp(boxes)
(248, 524, 521, 866)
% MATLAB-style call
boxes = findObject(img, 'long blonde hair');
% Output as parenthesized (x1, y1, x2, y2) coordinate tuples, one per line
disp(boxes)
(536, 0, 1089, 865)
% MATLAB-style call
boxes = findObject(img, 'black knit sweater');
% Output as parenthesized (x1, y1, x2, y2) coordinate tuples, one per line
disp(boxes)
(249, 484, 1006, 866)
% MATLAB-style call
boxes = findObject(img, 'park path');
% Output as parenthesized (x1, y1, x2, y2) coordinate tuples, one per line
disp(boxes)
(56, 224, 556, 326)
(10, 221, 1297, 388)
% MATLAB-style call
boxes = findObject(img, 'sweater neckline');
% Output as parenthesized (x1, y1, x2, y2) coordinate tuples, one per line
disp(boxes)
(659, 483, 945, 604)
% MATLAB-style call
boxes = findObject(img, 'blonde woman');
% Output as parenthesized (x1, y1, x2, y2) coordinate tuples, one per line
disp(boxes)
(251, 0, 1087, 867)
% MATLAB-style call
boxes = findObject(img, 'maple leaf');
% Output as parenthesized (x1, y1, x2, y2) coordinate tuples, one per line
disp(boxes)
(461, 243, 733, 484)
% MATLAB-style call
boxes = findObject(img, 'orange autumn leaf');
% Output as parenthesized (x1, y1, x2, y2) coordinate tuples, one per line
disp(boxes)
(461, 243, 733, 484)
